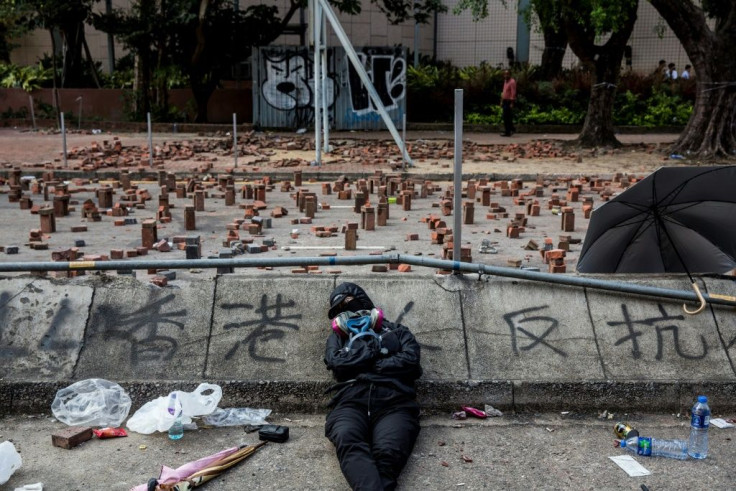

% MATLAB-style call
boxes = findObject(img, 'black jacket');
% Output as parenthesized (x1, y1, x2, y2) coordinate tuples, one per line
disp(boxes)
(324, 320, 422, 402)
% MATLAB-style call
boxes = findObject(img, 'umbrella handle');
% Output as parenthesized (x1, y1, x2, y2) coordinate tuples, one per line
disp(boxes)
(683, 282, 706, 315)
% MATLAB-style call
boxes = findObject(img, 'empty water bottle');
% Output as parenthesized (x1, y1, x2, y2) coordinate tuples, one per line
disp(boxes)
(688, 395, 710, 459)
(618, 436, 688, 460)
(167, 393, 184, 441)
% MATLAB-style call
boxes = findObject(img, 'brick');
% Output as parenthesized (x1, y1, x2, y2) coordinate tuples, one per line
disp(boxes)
(51, 426, 93, 449)
(150, 276, 168, 287)
(398, 264, 412, 273)
(371, 265, 388, 273)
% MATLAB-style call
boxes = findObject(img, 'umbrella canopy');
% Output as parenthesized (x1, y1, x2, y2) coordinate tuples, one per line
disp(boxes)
(131, 442, 266, 491)
(577, 166, 736, 274)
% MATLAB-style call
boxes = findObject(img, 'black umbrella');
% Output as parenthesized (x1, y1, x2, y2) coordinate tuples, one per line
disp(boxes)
(577, 166, 736, 311)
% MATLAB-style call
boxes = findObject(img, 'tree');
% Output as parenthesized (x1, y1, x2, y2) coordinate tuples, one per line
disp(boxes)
(95, 0, 446, 122)
(26, 0, 98, 88)
(0, 0, 33, 63)
(648, 0, 736, 159)
(523, 1, 568, 80)
(456, 0, 638, 147)
(561, 0, 638, 147)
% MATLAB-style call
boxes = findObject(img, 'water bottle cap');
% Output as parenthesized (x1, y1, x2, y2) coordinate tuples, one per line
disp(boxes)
(698, 395, 707, 403)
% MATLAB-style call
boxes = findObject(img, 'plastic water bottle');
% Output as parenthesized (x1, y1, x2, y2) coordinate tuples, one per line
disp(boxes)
(618, 436, 688, 460)
(167, 393, 184, 441)
(688, 395, 710, 459)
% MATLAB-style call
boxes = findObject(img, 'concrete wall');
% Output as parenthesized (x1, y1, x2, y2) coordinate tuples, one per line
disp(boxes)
(2, 273, 735, 415)
(0, 87, 253, 124)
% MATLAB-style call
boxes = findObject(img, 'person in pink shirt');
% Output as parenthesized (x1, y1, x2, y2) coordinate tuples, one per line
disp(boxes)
(500, 69, 517, 137)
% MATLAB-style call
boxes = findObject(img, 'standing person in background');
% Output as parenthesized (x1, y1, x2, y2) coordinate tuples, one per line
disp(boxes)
(667, 63, 679, 80)
(500, 69, 517, 137)
(681, 64, 692, 79)
(653, 60, 667, 79)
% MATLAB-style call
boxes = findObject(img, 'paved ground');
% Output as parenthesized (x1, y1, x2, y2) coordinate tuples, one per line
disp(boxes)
(2, 411, 735, 490)
(0, 128, 687, 280)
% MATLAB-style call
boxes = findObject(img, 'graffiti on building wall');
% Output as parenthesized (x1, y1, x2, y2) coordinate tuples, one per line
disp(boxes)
(254, 46, 406, 129)
(347, 48, 406, 116)
(260, 50, 337, 111)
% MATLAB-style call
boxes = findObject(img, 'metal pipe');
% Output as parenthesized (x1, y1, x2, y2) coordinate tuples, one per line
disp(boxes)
(1, 253, 734, 308)
(453, 89, 463, 270)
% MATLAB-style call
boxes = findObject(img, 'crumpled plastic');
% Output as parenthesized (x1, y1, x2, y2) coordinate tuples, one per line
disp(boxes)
(126, 383, 222, 434)
(202, 407, 271, 427)
(14, 483, 43, 491)
(0, 441, 22, 485)
(51, 379, 132, 427)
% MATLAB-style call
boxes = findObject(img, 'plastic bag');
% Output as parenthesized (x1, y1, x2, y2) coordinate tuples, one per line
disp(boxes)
(0, 441, 22, 485)
(202, 407, 271, 427)
(14, 483, 43, 491)
(51, 379, 131, 427)
(126, 383, 222, 434)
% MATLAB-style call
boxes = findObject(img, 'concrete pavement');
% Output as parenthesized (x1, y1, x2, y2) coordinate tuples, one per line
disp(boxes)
(2, 412, 735, 490)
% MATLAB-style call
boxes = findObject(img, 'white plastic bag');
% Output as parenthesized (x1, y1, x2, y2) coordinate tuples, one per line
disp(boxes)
(126, 384, 222, 434)
(202, 407, 271, 427)
(51, 379, 131, 427)
(14, 483, 43, 491)
(0, 441, 22, 485)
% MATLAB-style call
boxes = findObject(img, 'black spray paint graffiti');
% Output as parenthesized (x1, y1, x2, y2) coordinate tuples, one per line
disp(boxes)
(504, 306, 568, 357)
(222, 293, 301, 363)
(96, 294, 186, 364)
(608, 303, 707, 360)
(394, 300, 440, 352)
(0, 291, 29, 357)
(260, 49, 336, 128)
(348, 48, 406, 115)
(0, 288, 80, 358)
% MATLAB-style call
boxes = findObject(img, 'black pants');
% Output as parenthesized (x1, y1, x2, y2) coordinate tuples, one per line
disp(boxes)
(502, 100, 515, 135)
(326, 384, 420, 490)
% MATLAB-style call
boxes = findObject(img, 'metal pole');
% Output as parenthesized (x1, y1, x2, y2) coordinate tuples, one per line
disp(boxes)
(60, 112, 67, 168)
(1, 253, 734, 309)
(318, 0, 413, 166)
(233, 113, 238, 168)
(147, 112, 154, 167)
(453, 89, 463, 270)
(321, 13, 329, 153)
(402, 113, 407, 170)
(313, 0, 322, 166)
(76, 96, 83, 130)
(28, 95, 36, 131)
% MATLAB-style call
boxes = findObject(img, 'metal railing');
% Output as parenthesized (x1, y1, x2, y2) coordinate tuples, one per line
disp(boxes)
(1, 253, 734, 311)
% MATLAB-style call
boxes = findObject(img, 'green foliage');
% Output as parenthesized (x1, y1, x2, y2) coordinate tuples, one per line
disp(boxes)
(408, 60, 694, 126)
(0, 62, 52, 91)
(614, 88, 693, 127)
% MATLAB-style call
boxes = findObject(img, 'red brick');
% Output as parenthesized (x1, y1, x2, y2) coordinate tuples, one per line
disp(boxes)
(51, 426, 93, 449)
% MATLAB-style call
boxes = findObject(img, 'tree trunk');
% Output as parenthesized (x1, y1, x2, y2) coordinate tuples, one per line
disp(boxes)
(671, 71, 736, 158)
(648, 0, 736, 159)
(538, 27, 567, 80)
(563, 0, 638, 148)
(577, 53, 624, 148)
(191, 81, 215, 123)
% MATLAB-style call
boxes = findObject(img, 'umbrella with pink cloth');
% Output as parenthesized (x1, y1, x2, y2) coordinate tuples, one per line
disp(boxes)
(131, 442, 267, 491)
